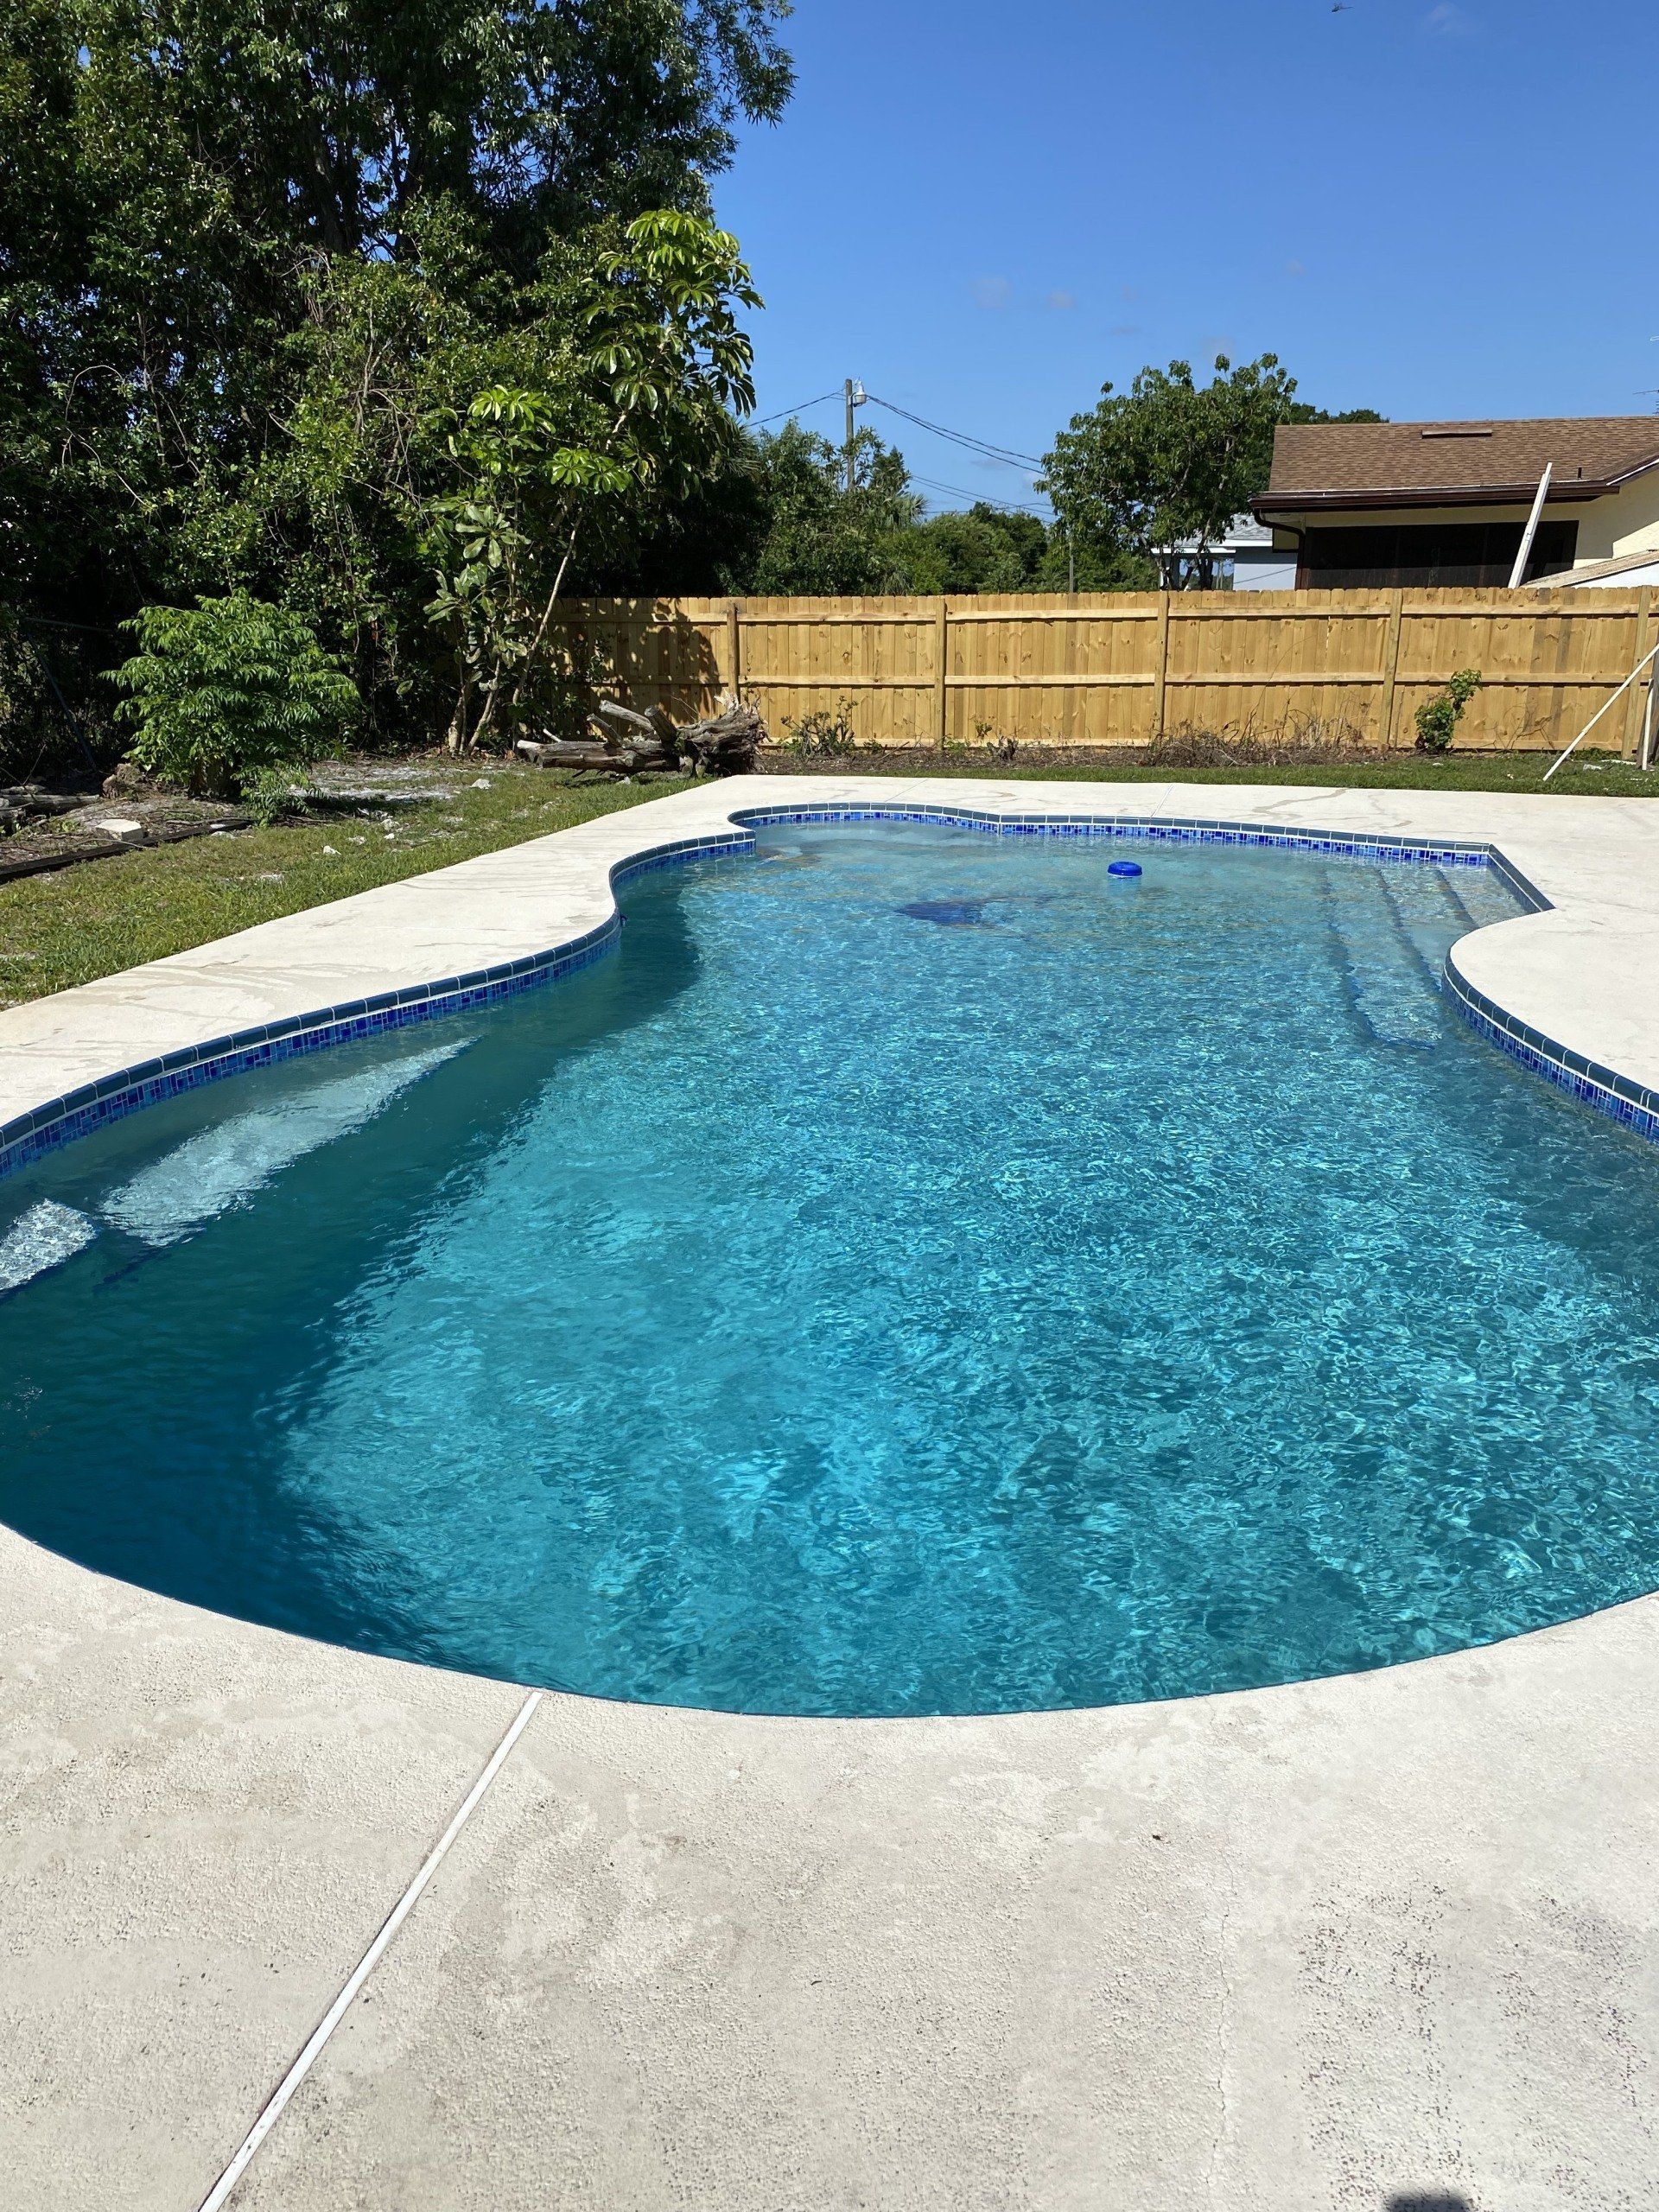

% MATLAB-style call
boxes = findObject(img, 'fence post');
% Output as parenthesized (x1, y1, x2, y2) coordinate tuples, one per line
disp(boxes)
(934, 597, 949, 751)
(726, 599, 742, 706)
(1621, 588, 1653, 759)
(1151, 594, 1171, 741)
(1376, 588, 1404, 750)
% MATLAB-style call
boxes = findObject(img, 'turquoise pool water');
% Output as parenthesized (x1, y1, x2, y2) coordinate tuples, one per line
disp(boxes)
(3, 822, 1658, 1717)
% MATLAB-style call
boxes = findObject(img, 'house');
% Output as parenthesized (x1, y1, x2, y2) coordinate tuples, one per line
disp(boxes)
(1162, 515, 1300, 591)
(1250, 417, 1659, 588)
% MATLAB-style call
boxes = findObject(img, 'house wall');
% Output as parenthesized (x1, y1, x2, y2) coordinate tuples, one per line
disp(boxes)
(1602, 472, 1659, 559)
(1230, 549, 1300, 592)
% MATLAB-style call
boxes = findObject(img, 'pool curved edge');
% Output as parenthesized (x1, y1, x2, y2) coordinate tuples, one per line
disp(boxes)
(1444, 934, 1659, 1143)
(5, 774, 1652, 1183)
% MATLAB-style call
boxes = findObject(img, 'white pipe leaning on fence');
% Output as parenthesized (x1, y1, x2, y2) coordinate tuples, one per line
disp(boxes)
(1542, 638, 1659, 781)
(1508, 463, 1553, 589)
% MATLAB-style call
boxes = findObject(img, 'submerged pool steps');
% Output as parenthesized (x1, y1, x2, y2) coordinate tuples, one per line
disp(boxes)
(1323, 868, 1445, 1048)
(1383, 868, 1469, 982)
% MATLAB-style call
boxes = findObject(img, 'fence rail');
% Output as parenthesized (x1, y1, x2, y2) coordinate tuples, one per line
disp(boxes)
(551, 586, 1659, 753)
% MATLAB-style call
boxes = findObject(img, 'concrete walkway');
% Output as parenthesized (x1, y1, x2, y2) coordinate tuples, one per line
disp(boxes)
(4, 776, 1659, 2211)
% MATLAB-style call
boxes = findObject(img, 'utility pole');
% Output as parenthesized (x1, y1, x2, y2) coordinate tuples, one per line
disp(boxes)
(843, 378, 865, 494)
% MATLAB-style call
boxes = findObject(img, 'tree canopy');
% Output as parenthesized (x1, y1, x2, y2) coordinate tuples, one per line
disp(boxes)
(0, 0, 791, 761)
(1041, 355, 1382, 587)
(598, 424, 1165, 600)
(743, 423, 922, 595)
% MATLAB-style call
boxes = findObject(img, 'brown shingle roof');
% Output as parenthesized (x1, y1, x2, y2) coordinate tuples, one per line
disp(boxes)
(1253, 417, 1659, 514)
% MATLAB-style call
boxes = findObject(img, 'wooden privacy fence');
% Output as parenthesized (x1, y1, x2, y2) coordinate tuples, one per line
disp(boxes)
(550, 587, 1659, 754)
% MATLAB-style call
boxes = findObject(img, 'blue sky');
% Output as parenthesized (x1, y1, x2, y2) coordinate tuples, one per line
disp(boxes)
(715, 0, 1658, 512)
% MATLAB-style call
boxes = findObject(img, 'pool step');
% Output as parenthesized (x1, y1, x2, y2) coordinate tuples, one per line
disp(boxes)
(102, 1036, 472, 1248)
(1378, 867, 1465, 982)
(1323, 870, 1445, 1047)
(1430, 863, 1482, 932)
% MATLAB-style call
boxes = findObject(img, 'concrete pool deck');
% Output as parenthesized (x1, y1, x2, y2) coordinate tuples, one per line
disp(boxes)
(3, 774, 1659, 2209)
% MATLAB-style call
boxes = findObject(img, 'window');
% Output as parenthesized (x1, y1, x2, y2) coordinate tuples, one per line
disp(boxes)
(1298, 519, 1579, 589)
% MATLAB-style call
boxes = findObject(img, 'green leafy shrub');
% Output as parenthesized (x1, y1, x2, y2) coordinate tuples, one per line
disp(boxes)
(111, 595, 359, 798)
(1414, 668, 1482, 754)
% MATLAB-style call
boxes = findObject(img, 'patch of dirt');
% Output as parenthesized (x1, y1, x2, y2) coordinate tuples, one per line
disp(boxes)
(305, 753, 464, 804)
(0, 752, 488, 882)
(0, 787, 250, 881)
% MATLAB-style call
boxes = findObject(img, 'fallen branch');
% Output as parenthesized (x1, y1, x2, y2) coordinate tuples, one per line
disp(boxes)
(677, 700, 766, 777)
(0, 787, 85, 836)
(516, 695, 767, 779)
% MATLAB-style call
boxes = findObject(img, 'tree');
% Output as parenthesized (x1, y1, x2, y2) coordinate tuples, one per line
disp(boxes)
(745, 423, 923, 596)
(1284, 403, 1387, 430)
(424, 212, 759, 747)
(586, 431, 777, 596)
(1042, 355, 1352, 588)
(595, 438, 1160, 601)
(901, 505, 1049, 594)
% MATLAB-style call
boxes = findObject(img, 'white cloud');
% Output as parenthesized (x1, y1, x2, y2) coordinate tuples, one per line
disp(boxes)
(1046, 289, 1075, 312)
(971, 276, 1012, 311)
(1424, 3, 1475, 35)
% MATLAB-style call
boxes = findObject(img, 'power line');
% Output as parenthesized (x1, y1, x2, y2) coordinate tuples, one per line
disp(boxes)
(863, 392, 1046, 473)
(912, 474, 1051, 516)
(749, 389, 842, 428)
(747, 387, 1048, 486)
(747, 383, 1054, 517)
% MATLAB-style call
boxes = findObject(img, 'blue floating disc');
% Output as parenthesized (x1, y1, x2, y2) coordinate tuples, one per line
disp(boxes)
(1108, 859, 1143, 879)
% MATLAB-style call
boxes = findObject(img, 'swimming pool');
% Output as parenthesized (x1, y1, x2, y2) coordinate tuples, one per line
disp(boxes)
(3, 819, 1657, 1717)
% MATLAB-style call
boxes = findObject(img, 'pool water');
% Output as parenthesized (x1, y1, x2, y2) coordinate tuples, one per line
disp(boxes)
(3, 822, 1659, 1718)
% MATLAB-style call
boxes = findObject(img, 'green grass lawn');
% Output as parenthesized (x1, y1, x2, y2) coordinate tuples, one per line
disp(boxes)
(779, 745, 1659, 798)
(0, 745, 1650, 1009)
(0, 763, 690, 1007)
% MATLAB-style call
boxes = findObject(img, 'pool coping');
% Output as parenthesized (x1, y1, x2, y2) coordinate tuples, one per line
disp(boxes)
(8, 771, 1659, 2209)
(5, 777, 1658, 1179)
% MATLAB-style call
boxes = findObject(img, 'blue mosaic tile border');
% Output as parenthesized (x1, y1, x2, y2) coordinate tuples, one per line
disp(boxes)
(1442, 953, 1659, 1144)
(731, 800, 1552, 908)
(0, 799, 1608, 1185)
